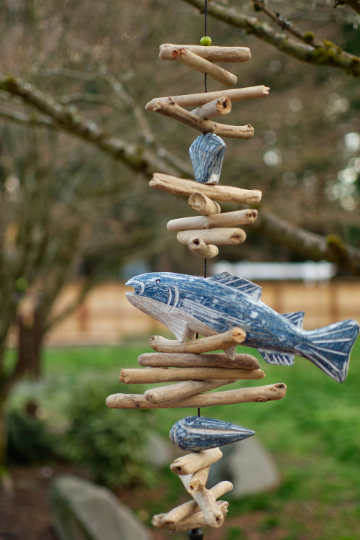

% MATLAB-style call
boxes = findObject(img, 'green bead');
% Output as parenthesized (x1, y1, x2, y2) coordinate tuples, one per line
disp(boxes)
(200, 36, 212, 46)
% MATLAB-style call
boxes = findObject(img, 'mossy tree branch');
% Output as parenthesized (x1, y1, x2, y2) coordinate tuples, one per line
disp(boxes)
(0, 75, 180, 177)
(181, 0, 360, 77)
(334, 0, 360, 16)
(253, 211, 360, 275)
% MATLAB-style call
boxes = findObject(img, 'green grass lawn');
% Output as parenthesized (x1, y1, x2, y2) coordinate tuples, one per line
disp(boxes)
(8, 338, 360, 540)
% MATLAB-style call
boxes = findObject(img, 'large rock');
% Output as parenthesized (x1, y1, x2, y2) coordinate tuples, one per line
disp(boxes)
(147, 433, 173, 468)
(50, 475, 151, 540)
(207, 437, 280, 497)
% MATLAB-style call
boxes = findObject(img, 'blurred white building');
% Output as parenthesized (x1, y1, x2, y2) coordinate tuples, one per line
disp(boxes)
(212, 260, 337, 284)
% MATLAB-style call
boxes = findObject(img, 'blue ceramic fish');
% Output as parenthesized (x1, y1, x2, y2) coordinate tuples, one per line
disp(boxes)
(126, 271, 360, 383)
(170, 416, 255, 452)
(189, 133, 226, 184)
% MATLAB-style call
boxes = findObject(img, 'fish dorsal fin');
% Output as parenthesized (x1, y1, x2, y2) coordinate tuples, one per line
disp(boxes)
(281, 311, 305, 329)
(207, 272, 262, 301)
(258, 349, 295, 366)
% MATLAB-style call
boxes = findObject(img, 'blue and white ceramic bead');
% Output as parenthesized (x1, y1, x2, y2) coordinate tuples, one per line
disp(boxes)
(189, 133, 226, 185)
(170, 416, 255, 452)
(126, 271, 360, 383)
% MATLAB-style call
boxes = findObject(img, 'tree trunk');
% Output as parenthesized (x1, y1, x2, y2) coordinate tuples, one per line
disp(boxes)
(0, 399, 13, 494)
(16, 309, 43, 380)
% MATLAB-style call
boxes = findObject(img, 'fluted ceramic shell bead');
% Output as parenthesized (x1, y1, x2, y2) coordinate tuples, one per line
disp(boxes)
(170, 415, 255, 452)
(189, 133, 226, 185)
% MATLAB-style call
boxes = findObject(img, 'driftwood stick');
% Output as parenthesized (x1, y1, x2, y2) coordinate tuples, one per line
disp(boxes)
(161, 48, 237, 87)
(153, 98, 214, 133)
(159, 44, 251, 62)
(168, 209, 258, 231)
(189, 466, 211, 494)
(145, 85, 269, 111)
(138, 352, 261, 370)
(106, 383, 287, 409)
(152, 99, 253, 139)
(120, 366, 264, 384)
(178, 228, 246, 246)
(158, 481, 233, 527)
(144, 379, 235, 404)
(188, 238, 219, 259)
(150, 173, 262, 205)
(213, 122, 254, 139)
(180, 474, 223, 527)
(192, 97, 231, 119)
(171, 448, 223, 476)
(168, 502, 228, 533)
(150, 328, 246, 354)
(188, 192, 221, 215)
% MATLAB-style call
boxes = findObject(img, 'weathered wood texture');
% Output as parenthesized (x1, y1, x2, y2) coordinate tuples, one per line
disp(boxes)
(145, 86, 269, 110)
(188, 192, 221, 215)
(152, 99, 253, 139)
(179, 473, 223, 527)
(120, 366, 264, 384)
(159, 47, 237, 87)
(189, 466, 210, 494)
(150, 173, 262, 204)
(106, 383, 287, 409)
(192, 97, 232, 119)
(138, 352, 260, 370)
(157, 481, 233, 527)
(171, 447, 223, 475)
(168, 209, 258, 230)
(149, 328, 246, 354)
(144, 379, 234, 404)
(178, 228, 246, 246)
(167, 502, 228, 533)
(188, 238, 219, 259)
(159, 44, 251, 62)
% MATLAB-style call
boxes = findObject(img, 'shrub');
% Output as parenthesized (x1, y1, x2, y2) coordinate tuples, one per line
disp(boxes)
(7, 409, 56, 465)
(60, 383, 155, 488)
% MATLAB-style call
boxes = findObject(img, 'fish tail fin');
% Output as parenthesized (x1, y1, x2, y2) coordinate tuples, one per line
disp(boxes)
(299, 319, 359, 382)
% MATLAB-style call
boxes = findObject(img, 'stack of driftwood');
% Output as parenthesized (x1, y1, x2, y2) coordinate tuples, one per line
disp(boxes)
(106, 330, 287, 410)
(106, 42, 288, 535)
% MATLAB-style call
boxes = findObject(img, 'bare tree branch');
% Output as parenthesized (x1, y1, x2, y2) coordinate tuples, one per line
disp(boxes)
(57, 92, 125, 111)
(0, 105, 56, 128)
(181, 0, 360, 77)
(0, 75, 179, 177)
(334, 0, 360, 16)
(252, 0, 321, 46)
(253, 210, 360, 275)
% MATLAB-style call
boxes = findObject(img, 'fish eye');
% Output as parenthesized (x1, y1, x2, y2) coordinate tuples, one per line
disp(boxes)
(156, 279, 160, 284)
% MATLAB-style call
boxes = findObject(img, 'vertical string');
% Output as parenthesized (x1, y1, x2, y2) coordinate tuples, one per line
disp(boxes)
(197, 0, 208, 421)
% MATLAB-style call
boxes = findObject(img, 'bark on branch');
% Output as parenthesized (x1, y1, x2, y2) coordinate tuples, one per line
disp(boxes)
(254, 210, 360, 275)
(0, 75, 178, 177)
(181, 0, 360, 77)
(334, 0, 360, 16)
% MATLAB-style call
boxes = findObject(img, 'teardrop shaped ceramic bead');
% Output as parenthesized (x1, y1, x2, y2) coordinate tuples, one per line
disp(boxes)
(189, 133, 226, 185)
(170, 415, 255, 452)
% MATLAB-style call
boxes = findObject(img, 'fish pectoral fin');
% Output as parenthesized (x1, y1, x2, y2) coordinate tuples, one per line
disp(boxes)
(258, 349, 295, 366)
(224, 345, 237, 360)
(207, 272, 262, 301)
(159, 314, 189, 342)
(281, 311, 305, 329)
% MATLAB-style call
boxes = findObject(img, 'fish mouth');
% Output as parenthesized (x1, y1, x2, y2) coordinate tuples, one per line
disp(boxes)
(125, 278, 145, 296)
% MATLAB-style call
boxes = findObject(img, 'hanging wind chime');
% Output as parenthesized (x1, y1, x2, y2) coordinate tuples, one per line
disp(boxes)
(107, 2, 360, 538)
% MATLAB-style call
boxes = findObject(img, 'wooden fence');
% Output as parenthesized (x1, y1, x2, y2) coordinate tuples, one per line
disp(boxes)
(35, 279, 360, 346)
